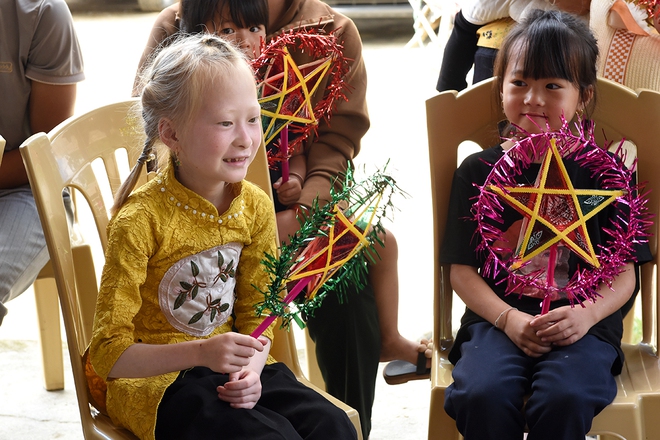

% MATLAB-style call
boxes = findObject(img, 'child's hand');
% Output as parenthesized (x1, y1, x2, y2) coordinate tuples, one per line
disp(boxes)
(273, 176, 302, 206)
(216, 369, 262, 409)
(200, 333, 265, 374)
(502, 309, 552, 357)
(530, 306, 594, 347)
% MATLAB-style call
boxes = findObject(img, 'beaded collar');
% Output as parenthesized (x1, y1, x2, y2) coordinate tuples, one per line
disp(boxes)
(153, 163, 247, 226)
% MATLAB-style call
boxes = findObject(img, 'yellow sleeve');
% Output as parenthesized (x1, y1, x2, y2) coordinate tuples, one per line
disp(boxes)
(89, 203, 155, 380)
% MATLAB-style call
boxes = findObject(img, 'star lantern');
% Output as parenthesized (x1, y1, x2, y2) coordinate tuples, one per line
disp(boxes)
(251, 166, 403, 337)
(285, 205, 372, 299)
(487, 138, 624, 313)
(474, 124, 650, 313)
(252, 29, 349, 175)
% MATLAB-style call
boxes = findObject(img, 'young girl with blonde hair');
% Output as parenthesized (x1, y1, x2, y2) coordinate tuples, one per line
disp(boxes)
(90, 33, 356, 440)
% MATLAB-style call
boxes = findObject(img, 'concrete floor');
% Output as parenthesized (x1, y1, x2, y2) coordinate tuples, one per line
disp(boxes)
(0, 4, 445, 439)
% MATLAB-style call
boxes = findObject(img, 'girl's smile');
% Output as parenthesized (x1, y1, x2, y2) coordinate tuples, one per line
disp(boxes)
(224, 155, 251, 164)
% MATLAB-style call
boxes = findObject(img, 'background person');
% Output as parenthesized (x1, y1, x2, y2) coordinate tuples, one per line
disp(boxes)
(0, 0, 84, 325)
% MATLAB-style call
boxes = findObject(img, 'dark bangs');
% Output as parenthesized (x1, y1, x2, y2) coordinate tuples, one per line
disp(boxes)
(518, 16, 596, 87)
(181, 0, 269, 34)
(228, 0, 269, 32)
(495, 10, 598, 99)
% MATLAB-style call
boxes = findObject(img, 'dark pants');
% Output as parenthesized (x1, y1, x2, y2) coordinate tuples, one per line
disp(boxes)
(306, 282, 381, 439)
(155, 363, 357, 440)
(473, 47, 497, 84)
(436, 10, 497, 92)
(444, 322, 617, 440)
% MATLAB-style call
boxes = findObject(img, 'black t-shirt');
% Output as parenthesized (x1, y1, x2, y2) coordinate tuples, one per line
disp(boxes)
(440, 145, 652, 375)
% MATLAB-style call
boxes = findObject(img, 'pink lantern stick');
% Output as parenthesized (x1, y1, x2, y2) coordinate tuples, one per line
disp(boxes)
(540, 244, 558, 315)
(280, 126, 290, 183)
(250, 275, 312, 338)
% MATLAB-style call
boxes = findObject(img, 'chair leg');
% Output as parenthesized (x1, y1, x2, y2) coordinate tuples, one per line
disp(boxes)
(405, 3, 432, 48)
(305, 328, 326, 389)
(33, 276, 64, 391)
(428, 389, 462, 440)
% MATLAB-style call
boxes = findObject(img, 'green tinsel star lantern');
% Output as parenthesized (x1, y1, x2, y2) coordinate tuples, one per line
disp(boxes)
(251, 165, 404, 337)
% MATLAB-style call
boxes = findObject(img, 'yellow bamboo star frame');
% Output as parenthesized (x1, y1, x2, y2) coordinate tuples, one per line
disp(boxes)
(258, 47, 333, 146)
(488, 138, 624, 269)
(286, 189, 385, 299)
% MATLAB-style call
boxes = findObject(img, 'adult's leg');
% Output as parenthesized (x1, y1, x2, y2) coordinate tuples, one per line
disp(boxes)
(0, 186, 49, 324)
(473, 47, 498, 84)
(306, 282, 380, 439)
(436, 10, 482, 92)
(444, 322, 530, 440)
(525, 335, 617, 440)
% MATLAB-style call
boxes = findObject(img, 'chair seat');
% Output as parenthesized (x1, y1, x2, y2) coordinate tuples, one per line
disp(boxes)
(590, 344, 660, 438)
(89, 410, 137, 439)
(618, 343, 660, 395)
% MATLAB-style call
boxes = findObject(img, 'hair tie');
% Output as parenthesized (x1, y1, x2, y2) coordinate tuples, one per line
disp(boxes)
(137, 151, 156, 165)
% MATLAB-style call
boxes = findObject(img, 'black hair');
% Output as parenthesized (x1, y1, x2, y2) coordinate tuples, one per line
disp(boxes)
(180, 0, 269, 35)
(494, 9, 599, 112)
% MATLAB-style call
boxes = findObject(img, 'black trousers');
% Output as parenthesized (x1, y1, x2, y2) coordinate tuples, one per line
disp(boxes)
(436, 10, 497, 92)
(306, 282, 381, 439)
(155, 363, 357, 440)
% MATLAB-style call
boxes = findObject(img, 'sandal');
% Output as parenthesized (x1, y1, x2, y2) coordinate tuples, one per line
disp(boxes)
(383, 350, 431, 385)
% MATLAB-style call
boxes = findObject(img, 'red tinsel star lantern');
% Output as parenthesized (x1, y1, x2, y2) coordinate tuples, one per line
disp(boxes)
(252, 28, 349, 168)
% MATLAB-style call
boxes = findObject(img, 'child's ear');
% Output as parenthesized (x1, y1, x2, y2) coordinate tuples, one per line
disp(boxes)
(580, 85, 595, 111)
(158, 117, 179, 148)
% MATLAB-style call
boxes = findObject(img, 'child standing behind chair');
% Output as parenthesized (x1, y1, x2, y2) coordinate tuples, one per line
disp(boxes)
(89, 34, 356, 440)
(440, 10, 651, 439)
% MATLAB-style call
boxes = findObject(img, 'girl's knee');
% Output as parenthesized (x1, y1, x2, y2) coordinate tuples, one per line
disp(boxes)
(449, 379, 523, 414)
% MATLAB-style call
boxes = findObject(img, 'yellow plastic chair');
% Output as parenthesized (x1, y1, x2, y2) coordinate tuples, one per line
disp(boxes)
(19, 99, 362, 440)
(426, 77, 660, 440)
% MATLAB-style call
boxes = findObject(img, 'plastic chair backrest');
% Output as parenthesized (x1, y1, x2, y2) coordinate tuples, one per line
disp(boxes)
(426, 77, 660, 439)
(427, 78, 504, 356)
(20, 99, 144, 439)
(587, 80, 660, 349)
